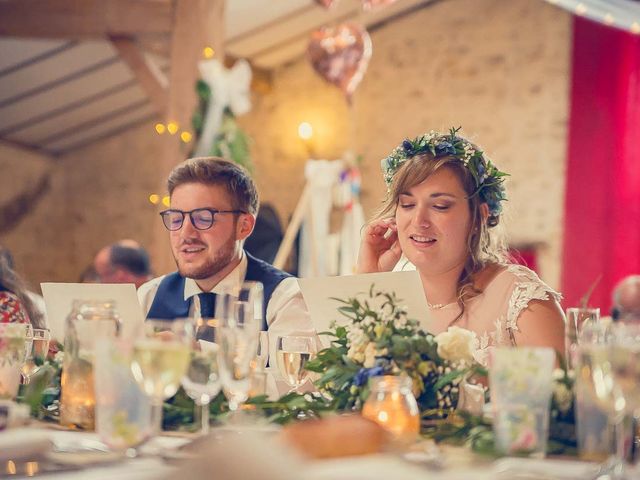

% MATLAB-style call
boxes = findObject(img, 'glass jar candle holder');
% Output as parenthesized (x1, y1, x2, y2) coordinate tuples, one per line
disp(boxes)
(362, 375, 420, 442)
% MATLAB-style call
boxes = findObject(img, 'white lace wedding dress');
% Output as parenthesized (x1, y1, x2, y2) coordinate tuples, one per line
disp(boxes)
(426, 264, 562, 365)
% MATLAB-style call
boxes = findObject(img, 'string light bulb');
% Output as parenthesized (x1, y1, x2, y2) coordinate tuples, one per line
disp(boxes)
(149, 194, 160, 205)
(632, 22, 640, 34)
(155, 123, 166, 134)
(162, 195, 170, 207)
(167, 122, 179, 135)
(203, 46, 215, 59)
(180, 131, 193, 143)
(298, 122, 313, 140)
(604, 13, 614, 25)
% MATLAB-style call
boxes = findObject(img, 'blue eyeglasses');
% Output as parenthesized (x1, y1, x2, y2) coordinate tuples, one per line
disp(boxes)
(159, 208, 246, 231)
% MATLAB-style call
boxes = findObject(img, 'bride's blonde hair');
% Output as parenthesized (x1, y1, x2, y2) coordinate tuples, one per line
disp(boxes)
(375, 153, 508, 321)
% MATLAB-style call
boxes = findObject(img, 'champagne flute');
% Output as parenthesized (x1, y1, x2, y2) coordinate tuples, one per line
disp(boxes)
(216, 282, 263, 416)
(181, 321, 221, 435)
(21, 328, 50, 384)
(130, 319, 193, 436)
(276, 335, 315, 393)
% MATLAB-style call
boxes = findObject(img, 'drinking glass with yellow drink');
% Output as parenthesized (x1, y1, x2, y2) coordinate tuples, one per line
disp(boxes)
(130, 318, 193, 435)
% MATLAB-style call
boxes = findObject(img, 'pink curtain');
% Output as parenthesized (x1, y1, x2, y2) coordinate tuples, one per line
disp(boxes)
(561, 16, 640, 313)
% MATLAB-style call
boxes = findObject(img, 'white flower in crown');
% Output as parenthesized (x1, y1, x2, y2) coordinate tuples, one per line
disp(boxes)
(435, 326, 479, 364)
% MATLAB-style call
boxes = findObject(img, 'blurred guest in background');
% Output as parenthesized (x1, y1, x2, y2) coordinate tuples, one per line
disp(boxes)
(93, 239, 153, 288)
(0, 245, 45, 327)
(611, 275, 640, 322)
(244, 203, 283, 265)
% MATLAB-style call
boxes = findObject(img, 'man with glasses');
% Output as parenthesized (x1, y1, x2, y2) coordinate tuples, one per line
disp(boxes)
(137, 157, 315, 364)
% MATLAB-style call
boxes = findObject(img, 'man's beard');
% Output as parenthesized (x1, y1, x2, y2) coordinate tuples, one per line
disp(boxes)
(174, 235, 236, 280)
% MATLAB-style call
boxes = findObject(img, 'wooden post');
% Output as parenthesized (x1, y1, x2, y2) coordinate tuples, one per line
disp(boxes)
(152, 0, 226, 274)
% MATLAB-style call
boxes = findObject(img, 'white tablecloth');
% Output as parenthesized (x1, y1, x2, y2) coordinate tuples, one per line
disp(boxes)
(0, 425, 623, 480)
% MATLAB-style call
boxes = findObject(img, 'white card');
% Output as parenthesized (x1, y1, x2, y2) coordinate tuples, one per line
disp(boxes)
(298, 271, 429, 343)
(40, 282, 145, 341)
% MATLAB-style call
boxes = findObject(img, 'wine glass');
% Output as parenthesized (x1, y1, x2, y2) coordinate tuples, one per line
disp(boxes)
(130, 319, 194, 436)
(216, 282, 263, 416)
(578, 332, 640, 479)
(21, 328, 50, 384)
(181, 321, 221, 435)
(275, 335, 315, 393)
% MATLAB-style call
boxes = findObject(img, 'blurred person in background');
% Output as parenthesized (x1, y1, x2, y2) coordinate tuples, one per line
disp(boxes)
(93, 239, 153, 288)
(611, 275, 640, 323)
(0, 245, 45, 328)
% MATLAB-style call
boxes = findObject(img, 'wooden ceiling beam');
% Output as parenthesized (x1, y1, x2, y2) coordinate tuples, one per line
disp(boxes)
(110, 36, 168, 116)
(0, 0, 174, 39)
(152, 0, 225, 274)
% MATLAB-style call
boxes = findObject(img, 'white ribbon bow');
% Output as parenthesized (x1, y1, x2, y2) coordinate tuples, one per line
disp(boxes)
(194, 58, 252, 157)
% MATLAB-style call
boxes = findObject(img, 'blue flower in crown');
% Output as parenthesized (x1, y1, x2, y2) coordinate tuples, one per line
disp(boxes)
(402, 140, 414, 154)
(380, 127, 508, 217)
(435, 141, 456, 156)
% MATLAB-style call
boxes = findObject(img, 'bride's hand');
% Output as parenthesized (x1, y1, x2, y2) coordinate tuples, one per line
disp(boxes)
(356, 218, 402, 273)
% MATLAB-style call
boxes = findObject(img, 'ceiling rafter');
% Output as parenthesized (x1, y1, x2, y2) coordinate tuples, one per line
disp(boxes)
(110, 36, 168, 116)
(0, 0, 174, 39)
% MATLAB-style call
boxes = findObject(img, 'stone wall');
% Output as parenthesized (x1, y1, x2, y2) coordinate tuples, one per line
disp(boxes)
(0, 0, 571, 289)
(239, 0, 571, 287)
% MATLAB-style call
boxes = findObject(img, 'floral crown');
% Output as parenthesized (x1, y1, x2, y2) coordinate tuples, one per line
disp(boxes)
(380, 127, 508, 216)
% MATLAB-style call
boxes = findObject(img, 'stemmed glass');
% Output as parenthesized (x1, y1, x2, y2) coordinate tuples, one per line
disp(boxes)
(216, 282, 263, 417)
(130, 319, 194, 436)
(21, 328, 51, 384)
(275, 335, 315, 393)
(181, 320, 221, 435)
(578, 324, 640, 479)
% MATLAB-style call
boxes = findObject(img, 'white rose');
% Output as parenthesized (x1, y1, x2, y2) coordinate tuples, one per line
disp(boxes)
(435, 326, 478, 364)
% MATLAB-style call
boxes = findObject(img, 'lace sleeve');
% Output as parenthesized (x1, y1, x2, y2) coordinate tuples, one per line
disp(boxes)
(504, 265, 562, 334)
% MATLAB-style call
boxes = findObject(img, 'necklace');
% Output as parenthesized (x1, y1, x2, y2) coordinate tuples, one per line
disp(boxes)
(427, 301, 455, 310)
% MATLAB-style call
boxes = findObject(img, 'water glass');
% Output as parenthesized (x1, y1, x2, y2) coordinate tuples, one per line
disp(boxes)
(94, 339, 152, 453)
(0, 324, 30, 399)
(575, 367, 611, 461)
(489, 347, 555, 458)
(275, 335, 314, 393)
(565, 307, 600, 369)
(130, 319, 193, 435)
(216, 282, 263, 413)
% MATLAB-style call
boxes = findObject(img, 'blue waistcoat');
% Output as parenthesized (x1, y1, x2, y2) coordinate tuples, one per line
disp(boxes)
(145, 252, 291, 330)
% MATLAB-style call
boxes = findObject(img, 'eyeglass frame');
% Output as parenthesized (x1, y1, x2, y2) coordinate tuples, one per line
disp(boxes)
(159, 208, 247, 231)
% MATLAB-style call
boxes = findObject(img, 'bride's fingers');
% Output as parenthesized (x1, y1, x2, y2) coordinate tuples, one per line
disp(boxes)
(365, 219, 396, 239)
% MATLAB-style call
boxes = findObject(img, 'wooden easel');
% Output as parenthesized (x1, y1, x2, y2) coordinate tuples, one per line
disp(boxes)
(273, 183, 319, 276)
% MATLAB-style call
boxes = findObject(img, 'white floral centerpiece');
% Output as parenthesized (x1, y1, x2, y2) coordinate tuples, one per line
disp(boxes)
(305, 287, 485, 418)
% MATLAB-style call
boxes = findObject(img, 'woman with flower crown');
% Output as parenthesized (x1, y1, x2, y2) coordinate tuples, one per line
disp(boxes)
(357, 128, 565, 361)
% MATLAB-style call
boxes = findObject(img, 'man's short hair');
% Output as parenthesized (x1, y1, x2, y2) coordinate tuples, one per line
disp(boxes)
(110, 245, 151, 276)
(167, 157, 259, 215)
